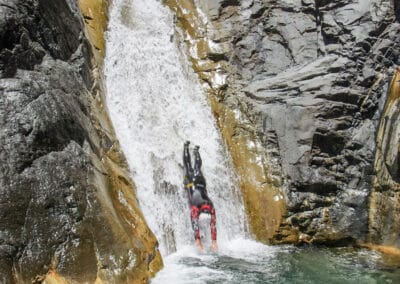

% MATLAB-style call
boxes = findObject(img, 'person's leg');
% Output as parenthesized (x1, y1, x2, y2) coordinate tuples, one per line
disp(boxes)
(210, 206, 218, 252)
(210, 207, 217, 240)
(199, 203, 218, 252)
(193, 145, 203, 177)
(183, 141, 193, 181)
(190, 205, 203, 251)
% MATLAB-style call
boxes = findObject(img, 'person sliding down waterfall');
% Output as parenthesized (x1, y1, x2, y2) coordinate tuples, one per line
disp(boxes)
(183, 141, 218, 252)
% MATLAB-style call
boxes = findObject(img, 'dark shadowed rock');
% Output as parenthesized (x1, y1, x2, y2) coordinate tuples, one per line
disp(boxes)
(0, 0, 161, 282)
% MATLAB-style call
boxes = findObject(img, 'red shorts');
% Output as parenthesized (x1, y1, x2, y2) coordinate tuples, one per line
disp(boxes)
(190, 204, 217, 241)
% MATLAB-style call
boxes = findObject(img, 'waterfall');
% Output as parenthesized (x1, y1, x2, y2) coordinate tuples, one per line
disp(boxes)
(104, 0, 246, 256)
(100, 1, 400, 283)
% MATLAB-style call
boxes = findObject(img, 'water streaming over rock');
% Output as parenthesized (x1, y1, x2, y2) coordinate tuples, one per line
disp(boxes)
(103, 1, 400, 282)
(103, 0, 246, 256)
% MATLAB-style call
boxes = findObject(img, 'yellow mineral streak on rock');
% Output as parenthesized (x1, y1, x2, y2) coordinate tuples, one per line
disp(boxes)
(366, 244, 400, 257)
(77, 0, 109, 63)
(165, 0, 199, 39)
(43, 270, 68, 284)
(165, 0, 288, 243)
(383, 67, 400, 110)
(102, 154, 163, 277)
(369, 68, 400, 248)
(209, 97, 287, 243)
(164, 0, 219, 78)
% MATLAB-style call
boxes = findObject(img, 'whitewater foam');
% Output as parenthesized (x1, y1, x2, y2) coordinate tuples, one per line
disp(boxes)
(104, 0, 246, 256)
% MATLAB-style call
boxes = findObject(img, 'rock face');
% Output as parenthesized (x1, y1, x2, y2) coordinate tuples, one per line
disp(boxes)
(167, 0, 400, 245)
(0, 0, 161, 283)
(369, 68, 400, 248)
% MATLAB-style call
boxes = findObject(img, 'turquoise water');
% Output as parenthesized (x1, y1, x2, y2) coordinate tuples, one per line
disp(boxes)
(152, 239, 400, 284)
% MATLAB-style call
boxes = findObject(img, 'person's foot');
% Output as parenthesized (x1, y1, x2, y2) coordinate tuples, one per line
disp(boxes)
(195, 238, 204, 252)
(211, 240, 218, 253)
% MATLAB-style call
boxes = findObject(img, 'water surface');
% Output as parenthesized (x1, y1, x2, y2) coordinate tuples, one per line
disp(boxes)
(153, 239, 400, 284)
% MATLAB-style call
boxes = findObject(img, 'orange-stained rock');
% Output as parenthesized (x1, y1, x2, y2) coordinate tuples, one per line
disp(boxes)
(77, 0, 109, 64)
(209, 97, 287, 242)
(369, 68, 400, 248)
(165, 0, 288, 243)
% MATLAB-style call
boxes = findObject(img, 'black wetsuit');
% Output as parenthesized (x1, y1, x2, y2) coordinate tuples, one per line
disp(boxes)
(183, 143, 217, 241)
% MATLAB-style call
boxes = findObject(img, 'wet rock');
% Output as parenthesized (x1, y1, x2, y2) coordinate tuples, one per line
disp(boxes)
(0, 0, 161, 282)
(396, 1, 400, 22)
(168, 0, 400, 246)
(369, 68, 400, 248)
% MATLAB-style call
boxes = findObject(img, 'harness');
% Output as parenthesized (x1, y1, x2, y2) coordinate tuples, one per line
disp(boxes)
(185, 182, 194, 189)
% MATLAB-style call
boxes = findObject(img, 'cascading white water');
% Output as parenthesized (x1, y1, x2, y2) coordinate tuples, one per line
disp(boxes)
(104, 0, 246, 257)
(102, 1, 400, 283)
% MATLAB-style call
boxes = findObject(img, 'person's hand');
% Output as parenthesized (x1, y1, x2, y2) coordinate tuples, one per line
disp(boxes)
(211, 240, 218, 253)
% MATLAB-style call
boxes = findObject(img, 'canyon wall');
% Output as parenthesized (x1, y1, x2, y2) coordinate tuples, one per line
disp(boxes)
(166, 0, 400, 245)
(0, 0, 161, 282)
(1, 0, 400, 282)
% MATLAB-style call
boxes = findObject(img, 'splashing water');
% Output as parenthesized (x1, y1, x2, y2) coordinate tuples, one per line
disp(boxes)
(104, 0, 400, 283)
(104, 0, 246, 256)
